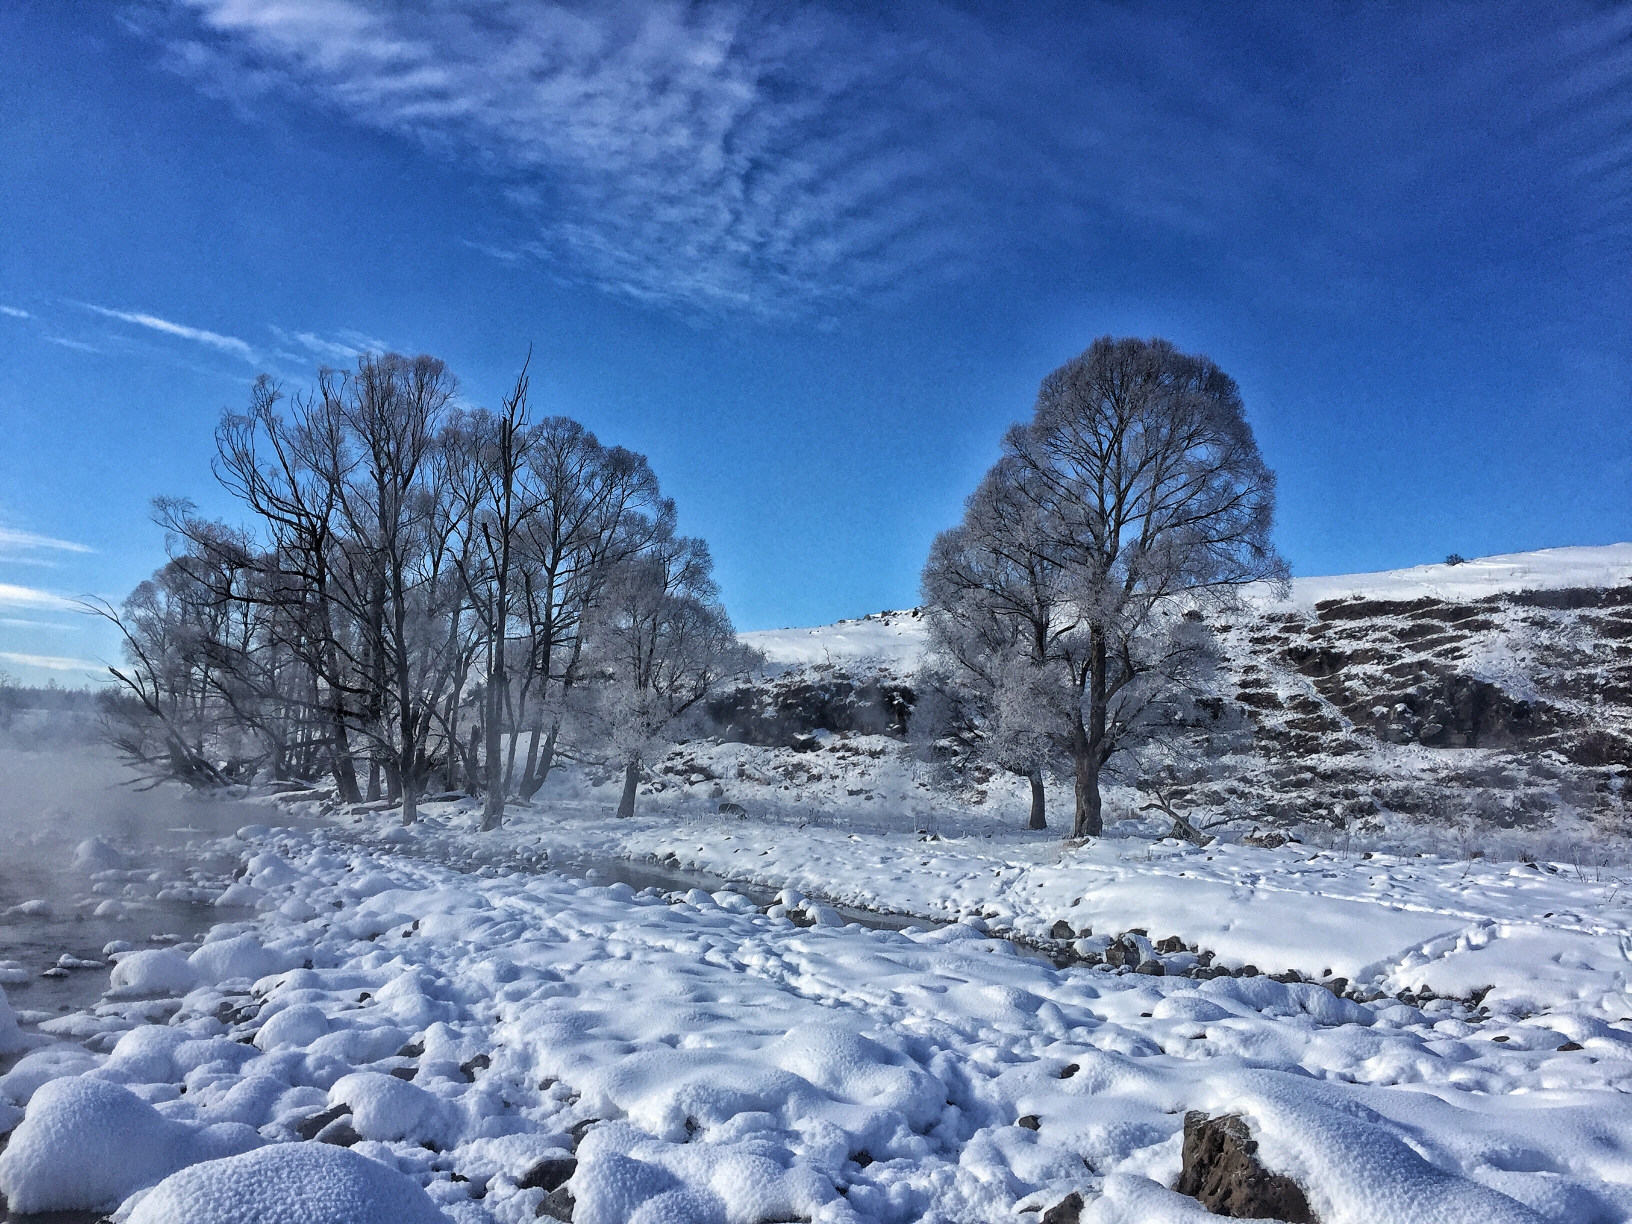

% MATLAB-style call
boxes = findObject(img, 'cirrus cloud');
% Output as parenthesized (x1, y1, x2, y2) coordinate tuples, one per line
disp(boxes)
(133, 0, 976, 318)
(0, 583, 82, 612)
(0, 650, 100, 672)
(0, 527, 94, 554)
(83, 303, 258, 363)
(127, 0, 1632, 322)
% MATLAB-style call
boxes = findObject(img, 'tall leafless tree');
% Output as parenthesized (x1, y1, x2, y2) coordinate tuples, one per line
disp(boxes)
(105, 349, 740, 840)
(510, 423, 668, 800)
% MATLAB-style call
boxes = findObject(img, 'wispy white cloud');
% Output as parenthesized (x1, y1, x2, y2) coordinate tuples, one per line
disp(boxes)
(268, 324, 388, 363)
(83, 304, 258, 363)
(139, 0, 974, 318)
(46, 336, 103, 353)
(0, 617, 78, 630)
(0, 650, 100, 672)
(0, 306, 30, 319)
(133, 1, 1632, 320)
(0, 583, 81, 612)
(0, 527, 93, 554)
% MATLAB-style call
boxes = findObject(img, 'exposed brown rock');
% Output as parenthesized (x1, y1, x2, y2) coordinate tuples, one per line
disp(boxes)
(1176, 1112, 1315, 1222)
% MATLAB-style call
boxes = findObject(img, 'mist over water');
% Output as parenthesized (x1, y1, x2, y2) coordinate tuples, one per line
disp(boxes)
(0, 746, 263, 1022)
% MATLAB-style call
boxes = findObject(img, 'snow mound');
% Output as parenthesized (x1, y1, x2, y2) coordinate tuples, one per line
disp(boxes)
(0, 1075, 262, 1212)
(188, 933, 288, 984)
(71, 835, 125, 872)
(126, 1142, 450, 1224)
(214, 881, 265, 907)
(109, 949, 201, 997)
(327, 1070, 461, 1148)
(254, 1002, 330, 1050)
(0, 1045, 101, 1106)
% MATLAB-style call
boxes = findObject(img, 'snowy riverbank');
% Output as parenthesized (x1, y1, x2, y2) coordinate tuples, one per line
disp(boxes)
(3, 798, 1632, 1221)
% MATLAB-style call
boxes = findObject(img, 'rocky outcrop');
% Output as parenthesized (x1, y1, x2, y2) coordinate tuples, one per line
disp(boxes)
(705, 669, 913, 747)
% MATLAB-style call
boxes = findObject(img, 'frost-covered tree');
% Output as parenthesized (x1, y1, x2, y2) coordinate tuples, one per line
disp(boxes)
(915, 476, 1072, 829)
(574, 536, 760, 818)
(923, 336, 1285, 838)
(509, 420, 669, 802)
(109, 348, 741, 824)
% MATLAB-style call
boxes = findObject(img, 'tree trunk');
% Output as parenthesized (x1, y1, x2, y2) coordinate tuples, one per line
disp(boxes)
(330, 751, 361, 805)
(1071, 630, 1108, 840)
(518, 720, 542, 797)
(1071, 748, 1103, 839)
(1028, 770, 1047, 831)
(502, 686, 522, 794)
(519, 720, 557, 801)
(482, 679, 505, 831)
(616, 761, 639, 818)
(483, 594, 508, 831)
(466, 725, 482, 792)
(329, 718, 362, 804)
(367, 758, 381, 802)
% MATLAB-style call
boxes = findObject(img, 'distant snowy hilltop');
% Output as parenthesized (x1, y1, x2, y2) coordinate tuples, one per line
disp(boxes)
(730, 544, 1632, 845)
(741, 544, 1632, 669)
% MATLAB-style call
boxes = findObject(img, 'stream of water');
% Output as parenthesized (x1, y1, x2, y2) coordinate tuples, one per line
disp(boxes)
(0, 748, 265, 1025)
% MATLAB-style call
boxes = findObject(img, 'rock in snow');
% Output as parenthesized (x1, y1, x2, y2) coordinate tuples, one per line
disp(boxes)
(125, 1143, 449, 1224)
(188, 932, 290, 984)
(71, 835, 125, 872)
(1175, 1112, 1313, 1222)
(327, 1070, 459, 1148)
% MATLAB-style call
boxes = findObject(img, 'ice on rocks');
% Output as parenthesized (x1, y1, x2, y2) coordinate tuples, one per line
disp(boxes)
(125, 1142, 451, 1224)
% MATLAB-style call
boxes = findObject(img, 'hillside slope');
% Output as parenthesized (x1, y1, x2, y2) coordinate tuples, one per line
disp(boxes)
(718, 545, 1632, 851)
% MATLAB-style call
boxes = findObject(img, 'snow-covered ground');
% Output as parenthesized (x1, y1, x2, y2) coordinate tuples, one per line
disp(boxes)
(1257, 544, 1632, 611)
(5, 789, 1632, 1222)
(5, 545, 1632, 1222)
(743, 609, 927, 670)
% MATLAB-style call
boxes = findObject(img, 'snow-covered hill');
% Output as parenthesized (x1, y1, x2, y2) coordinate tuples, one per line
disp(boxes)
(723, 545, 1632, 849)
(741, 545, 1632, 671)
(741, 608, 927, 669)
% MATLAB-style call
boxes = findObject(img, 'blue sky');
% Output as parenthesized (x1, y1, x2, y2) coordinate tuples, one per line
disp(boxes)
(1, 1, 1629, 686)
